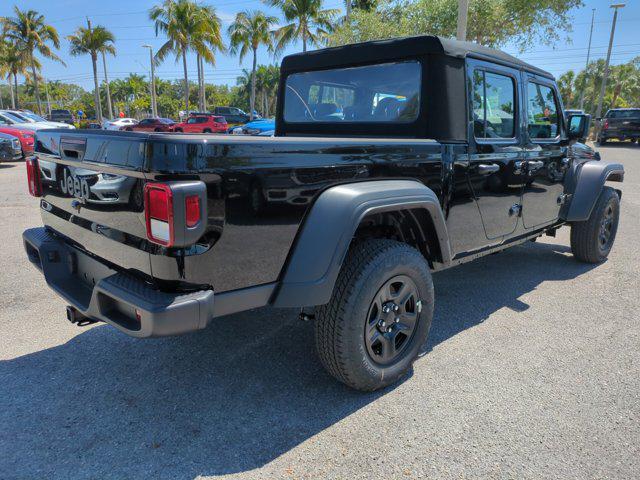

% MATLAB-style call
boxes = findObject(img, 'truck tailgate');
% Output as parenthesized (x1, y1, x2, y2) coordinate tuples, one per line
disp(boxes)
(35, 130, 153, 279)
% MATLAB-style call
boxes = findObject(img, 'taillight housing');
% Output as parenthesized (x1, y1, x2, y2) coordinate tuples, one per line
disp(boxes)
(144, 183, 174, 246)
(603, 119, 609, 130)
(143, 181, 206, 248)
(26, 157, 42, 197)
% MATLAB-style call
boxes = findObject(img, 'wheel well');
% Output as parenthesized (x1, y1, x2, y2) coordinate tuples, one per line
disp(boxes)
(354, 208, 443, 267)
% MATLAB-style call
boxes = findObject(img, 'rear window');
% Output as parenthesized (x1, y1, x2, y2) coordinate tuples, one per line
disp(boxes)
(214, 116, 226, 123)
(283, 61, 421, 124)
(606, 109, 640, 118)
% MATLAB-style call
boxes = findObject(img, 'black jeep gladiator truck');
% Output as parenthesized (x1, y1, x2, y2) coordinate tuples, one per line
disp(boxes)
(23, 36, 624, 391)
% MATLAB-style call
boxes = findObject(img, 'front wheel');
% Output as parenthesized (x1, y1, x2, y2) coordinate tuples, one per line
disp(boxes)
(570, 186, 620, 263)
(315, 239, 434, 391)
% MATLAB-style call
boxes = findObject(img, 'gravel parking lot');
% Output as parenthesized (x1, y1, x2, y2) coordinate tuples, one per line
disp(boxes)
(1, 144, 639, 479)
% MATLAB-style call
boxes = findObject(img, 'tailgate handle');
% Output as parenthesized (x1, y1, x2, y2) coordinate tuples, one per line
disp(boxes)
(60, 137, 87, 161)
(62, 149, 80, 159)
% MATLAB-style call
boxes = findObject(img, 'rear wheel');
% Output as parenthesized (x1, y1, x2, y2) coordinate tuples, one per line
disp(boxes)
(175, 128, 183, 132)
(315, 239, 434, 391)
(570, 186, 620, 263)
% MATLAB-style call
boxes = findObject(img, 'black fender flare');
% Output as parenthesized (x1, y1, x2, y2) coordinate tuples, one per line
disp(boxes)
(563, 161, 624, 222)
(272, 180, 451, 308)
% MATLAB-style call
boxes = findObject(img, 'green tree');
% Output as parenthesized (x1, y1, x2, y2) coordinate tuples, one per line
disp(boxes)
(0, 40, 35, 109)
(266, 0, 339, 53)
(228, 10, 278, 120)
(557, 69, 575, 108)
(610, 64, 638, 109)
(3, 7, 64, 115)
(67, 24, 115, 122)
(192, 4, 225, 112)
(150, 0, 201, 112)
(329, 0, 583, 51)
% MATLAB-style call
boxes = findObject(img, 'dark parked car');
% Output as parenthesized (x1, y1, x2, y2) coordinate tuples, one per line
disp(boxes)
(597, 108, 640, 144)
(23, 36, 623, 392)
(0, 132, 22, 162)
(123, 117, 175, 132)
(212, 106, 251, 125)
(48, 109, 75, 125)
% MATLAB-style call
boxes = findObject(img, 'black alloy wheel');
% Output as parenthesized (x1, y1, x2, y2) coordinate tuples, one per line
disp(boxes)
(365, 275, 420, 365)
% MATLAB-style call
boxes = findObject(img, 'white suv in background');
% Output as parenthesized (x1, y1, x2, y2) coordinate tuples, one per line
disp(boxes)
(2, 110, 75, 130)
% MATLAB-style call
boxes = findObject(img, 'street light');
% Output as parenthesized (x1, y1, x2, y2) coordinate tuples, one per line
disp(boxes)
(594, 3, 625, 140)
(142, 44, 158, 117)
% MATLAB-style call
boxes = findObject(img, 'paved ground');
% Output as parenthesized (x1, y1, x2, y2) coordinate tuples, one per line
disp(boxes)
(1, 144, 639, 479)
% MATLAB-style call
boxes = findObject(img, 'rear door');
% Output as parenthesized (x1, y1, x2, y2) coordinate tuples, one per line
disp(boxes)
(466, 59, 526, 240)
(184, 117, 199, 133)
(521, 77, 569, 229)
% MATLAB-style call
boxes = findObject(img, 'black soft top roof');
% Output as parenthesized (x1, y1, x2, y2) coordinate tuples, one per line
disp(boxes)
(281, 35, 553, 79)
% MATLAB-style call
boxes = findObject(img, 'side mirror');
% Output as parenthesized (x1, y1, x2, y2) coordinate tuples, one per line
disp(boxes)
(568, 113, 591, 142)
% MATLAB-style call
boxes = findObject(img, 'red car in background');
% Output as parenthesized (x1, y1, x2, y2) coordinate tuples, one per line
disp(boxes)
(174, 114, 228, 133)
(122, 118, 176, 132)
(0, 124, 35, 158)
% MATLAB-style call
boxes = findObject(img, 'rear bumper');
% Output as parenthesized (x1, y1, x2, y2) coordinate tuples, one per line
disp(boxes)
(601, 130, 640, 139)
(23, 227, 214, 338)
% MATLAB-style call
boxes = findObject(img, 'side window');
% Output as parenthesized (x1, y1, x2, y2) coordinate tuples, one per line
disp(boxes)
(472, 70, 516, 139)
(186, 117, 197, 124)
(527, 82, 560, 139)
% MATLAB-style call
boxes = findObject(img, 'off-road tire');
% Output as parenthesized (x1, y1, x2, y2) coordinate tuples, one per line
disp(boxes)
(570, 186, 620, 263)
(315, 239, 434, 391)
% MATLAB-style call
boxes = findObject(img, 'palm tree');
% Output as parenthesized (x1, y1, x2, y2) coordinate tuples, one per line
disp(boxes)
(150, 0, 200, 113)
(3, 7, 64, 115)
(266, 0, 338, 53)
(228, 10, 278, 120)
(67, 24, 115, 122)
(0, 40, 34, 109)
(192, 4, 225, 112)
(610, 64, 638, 109)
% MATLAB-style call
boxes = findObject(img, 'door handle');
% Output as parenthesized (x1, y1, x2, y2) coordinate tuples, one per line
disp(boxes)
(477, 164, 500, 175)
(527, 160, 545, 170)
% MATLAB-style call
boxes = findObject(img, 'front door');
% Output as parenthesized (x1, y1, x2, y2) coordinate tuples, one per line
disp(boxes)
(466, 60, 526, 240)
(521, 78, 569, 229)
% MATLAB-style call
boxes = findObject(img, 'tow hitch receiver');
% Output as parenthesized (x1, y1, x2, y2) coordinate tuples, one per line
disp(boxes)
(66, 306, 99, 327)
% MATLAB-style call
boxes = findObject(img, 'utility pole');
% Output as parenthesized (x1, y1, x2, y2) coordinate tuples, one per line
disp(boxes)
(142, 45, 158, 117)
(456, 0, 469, 41)
(579, 8, 596, 111)
(594, 3, 625, 140)
(345, 0, 351, 22)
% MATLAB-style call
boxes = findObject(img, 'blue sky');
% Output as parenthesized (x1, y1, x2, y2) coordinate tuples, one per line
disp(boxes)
(1, 0, 639, 90)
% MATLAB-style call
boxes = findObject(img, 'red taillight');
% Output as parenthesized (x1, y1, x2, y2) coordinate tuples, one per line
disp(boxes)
(26, 157, 42, 197)
(144, 183, 174, 246)
(185, 195, 200, 227)
(603, 119, 609, 130)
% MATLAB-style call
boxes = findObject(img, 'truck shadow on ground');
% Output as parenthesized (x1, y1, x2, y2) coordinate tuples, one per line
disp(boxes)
(0, 241, 596, 479)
